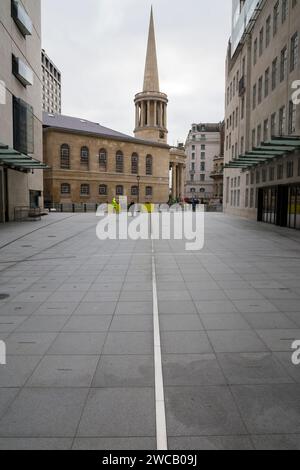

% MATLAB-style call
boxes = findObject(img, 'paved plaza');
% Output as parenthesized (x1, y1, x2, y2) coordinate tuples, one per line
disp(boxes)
(0, 213, 300, 450)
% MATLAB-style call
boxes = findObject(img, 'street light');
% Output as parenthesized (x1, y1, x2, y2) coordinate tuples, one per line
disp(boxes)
(137, 175, 141, 204)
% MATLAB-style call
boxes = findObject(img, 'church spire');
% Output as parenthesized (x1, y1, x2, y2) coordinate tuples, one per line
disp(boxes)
(143, 6, 160, 92)
(134, 7, 168, 143)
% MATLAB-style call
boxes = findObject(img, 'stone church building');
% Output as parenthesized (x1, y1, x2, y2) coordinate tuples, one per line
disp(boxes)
(43, 8, 185, 207)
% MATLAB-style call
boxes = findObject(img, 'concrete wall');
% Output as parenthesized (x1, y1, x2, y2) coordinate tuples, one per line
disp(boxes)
(0, 0, 43, 221)
(224, 0, 300, 220)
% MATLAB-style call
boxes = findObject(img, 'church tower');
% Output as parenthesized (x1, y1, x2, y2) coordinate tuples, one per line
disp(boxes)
(134, 7, 168, 143)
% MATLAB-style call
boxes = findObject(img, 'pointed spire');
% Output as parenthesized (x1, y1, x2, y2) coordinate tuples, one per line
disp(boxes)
(143, 6, 160, 92)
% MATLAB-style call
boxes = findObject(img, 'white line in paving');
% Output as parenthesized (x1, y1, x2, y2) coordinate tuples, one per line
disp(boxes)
(151, 239, 168, 451)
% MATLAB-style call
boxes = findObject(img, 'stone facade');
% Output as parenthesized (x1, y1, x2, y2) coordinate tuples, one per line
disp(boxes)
(169, 146, 186, 201)
(185, 123, 222, 202)
(42, 49, 61, 114)
(211, 156, 224, 201)
(210, 121, 225, 202)
(43, 125, 170, 205)
(224, 0, 300, 225)
(0, 0, 43, 222)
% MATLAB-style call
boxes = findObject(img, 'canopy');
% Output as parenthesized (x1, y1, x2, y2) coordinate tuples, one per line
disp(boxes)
(224, 136, 300, 171)
(0, 143, 50, 172)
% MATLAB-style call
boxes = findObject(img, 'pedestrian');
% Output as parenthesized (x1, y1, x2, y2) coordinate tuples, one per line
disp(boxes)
(191, 197, 197, 213)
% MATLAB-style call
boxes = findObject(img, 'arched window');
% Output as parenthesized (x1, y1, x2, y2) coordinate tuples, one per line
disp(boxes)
(145, 186, 153, 197)
(116, 185, 124, 196)
(60, 144, 70, 169)
(116, 151, 124, 173)
(61, 183, 71, 194)
(99, 149, 107, 171)
(80, 147, 89, 166)
(131, 186, 139, 196)
(131, 153, 139, 174)
(146, 155, 153, 175)
(99, 184, 107, 195)
(80, 184, 90, 195)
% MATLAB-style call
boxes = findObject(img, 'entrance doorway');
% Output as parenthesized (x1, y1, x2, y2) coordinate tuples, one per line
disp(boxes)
(0, 168, 8, 223)
(0, 168, 4, 223)
(29, 190, 41, 209)
(258, 184, 300, 230)
(288, 185, 300, 230)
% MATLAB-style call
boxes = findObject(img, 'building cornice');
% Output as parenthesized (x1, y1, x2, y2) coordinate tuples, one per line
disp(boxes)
(43, 126, 171, 150)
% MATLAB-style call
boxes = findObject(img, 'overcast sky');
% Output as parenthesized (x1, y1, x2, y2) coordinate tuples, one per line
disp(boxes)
(42, 0, 232, 145)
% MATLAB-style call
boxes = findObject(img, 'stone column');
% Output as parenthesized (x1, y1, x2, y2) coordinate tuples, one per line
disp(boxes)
(135, 104, 139, 128)
(154, 101, 157, 126)
(147, 101, 151, 126)
(160, 102, 163, 129)
(182, 166, 185, 199)
(140, 102, 145, 127)
(176, 166, 180, 200)
(179, 165, 185, 199)
(172, 164, 177, 200)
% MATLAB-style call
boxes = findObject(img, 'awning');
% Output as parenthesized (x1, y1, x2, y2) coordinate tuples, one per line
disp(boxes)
(0, 143, 50, 171)
(224, 136, 300, 171)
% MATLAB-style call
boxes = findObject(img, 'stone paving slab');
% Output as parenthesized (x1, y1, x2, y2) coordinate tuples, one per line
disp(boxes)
(77, 388, 155, 438)
(0, 213, 300, 450)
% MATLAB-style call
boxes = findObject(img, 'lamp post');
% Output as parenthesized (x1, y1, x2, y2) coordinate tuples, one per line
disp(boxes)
(137, 175, 141, 204)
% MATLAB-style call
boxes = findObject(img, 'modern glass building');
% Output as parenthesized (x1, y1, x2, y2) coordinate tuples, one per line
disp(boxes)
(0, 0, 48, 222)
(231, 0, 262, 56)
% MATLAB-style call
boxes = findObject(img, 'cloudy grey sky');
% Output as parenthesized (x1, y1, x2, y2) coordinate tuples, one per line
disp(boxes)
(42, 0, 232, 145)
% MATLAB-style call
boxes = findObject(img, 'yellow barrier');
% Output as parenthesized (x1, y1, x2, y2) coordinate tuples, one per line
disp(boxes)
(288, 204, 300, 215)
(112, 199, 121, 214)
(144, 203, 154, 213)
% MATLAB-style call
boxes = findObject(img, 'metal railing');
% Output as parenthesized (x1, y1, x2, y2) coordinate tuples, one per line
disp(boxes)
(44, 203, 100, 213)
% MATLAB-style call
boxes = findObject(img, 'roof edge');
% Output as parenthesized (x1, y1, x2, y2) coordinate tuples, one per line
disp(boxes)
(43, 126, 171, 150)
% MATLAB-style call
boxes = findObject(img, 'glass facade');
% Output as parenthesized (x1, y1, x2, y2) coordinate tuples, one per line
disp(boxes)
(259, 184, 300, 230)
(261, 187, 277, 225)
(11, 0, 33, 36)
(288, 185, 300, 230)
(231, 0, 262, 56)
(12, 56, 34, 87)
